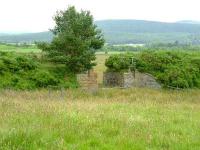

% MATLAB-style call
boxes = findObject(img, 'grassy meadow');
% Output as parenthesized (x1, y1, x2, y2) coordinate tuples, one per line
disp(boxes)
(0, 45, 200, 149)
(0, 44, 41, 53)
(0, 89, 200, 149)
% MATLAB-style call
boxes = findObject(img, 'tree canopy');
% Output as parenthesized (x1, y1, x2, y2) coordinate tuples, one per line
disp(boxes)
(38, 6, 104, 73)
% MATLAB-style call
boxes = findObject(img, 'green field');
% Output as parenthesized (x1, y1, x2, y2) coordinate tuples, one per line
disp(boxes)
(0, 44, 41, 53)
(0, 45, 200, 149)
(0, 89, 200, 149)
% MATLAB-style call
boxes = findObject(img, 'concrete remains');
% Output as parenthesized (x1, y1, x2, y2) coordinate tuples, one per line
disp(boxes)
(77, 70, 98, 92)
(103, 70, 161, 89)
(133, 71, 161, 89)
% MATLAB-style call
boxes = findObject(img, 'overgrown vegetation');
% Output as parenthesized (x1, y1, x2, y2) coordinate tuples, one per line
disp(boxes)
(105, 54, 132, 72)
(0, 52, 78, 90)
(105, 51, 200, 88)
(0, 7, 105, 90)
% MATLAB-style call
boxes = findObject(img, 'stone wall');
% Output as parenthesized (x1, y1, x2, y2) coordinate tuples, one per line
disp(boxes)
(103, 71, 161, 89)
(77, 70, 98, 92)
(133, 71, 161, 89)
(124, 72, 135, 88)
(103, 72, 124, 87)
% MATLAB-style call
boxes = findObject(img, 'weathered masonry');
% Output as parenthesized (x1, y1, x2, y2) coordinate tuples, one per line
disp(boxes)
(77, 70, 98, 92)
(103, 71, 161, 89)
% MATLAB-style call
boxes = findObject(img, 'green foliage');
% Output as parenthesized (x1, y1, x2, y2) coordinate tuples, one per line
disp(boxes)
(0, 52, 78, 90)
(137, 51, 200, 88)
(105, 54, 131, 72)
(38, 6, 104, 73)
(191, 58, 200, 69)
(0, 60, 6, 74)
(16, 56, 38, 71)
(30, 70, 59, 88)
(105, 51, 200, 89)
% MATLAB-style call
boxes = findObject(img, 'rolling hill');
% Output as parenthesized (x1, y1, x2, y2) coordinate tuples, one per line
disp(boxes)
(0, 32, 53, 44)
(176, 20, 200, 24)
(1, 20, 200, 44)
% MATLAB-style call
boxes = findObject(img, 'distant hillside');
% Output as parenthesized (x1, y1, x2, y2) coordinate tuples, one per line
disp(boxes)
(176, 20, 200, 24)
(97, 20, 200, 33)
(0, 33, 9, 36)
(1, 20, 200, 44)
(0, 32, 53, 44)
(96, 20, 200, 44)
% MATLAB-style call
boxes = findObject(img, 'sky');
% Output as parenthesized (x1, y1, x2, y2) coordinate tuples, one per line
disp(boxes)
(0, 0, 200, 33)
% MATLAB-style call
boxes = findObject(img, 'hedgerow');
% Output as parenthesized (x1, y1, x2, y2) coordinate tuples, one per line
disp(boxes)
(105, 51, 200, 88)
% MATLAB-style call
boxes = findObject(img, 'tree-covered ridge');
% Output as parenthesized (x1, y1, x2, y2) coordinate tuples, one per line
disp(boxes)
(97, 20, 200, 33)
(1, 20, 200, 44)
(0, 32, 53, 44)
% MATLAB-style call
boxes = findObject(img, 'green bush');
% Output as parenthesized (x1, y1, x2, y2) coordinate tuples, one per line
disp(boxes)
(14, 78, 36, 90)
(191, 58, 200, 69)
(0, 52, 78, 90)
(0, 60, 6, 74)
(30, 70, 59, 88)
(105, 54, 133, 72)
(1, 56, 19, 73)
(137, 51, 200, 88)
(16, 56, 38, 71)
(105, 51, 200, 89)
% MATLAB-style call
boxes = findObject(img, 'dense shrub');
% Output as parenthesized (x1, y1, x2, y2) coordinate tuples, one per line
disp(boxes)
(105, 55, 130, 72)
(30, 70, 59, 88)
(16, 56, 38, 71)
(105, 51, 200, 89)
(0, 52, 78, 90)
(191, 58, 200, 69)
(0, 60, 6, 74)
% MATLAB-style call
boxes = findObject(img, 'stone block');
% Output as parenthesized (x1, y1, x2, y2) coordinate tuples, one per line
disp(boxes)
(103, 70, 161, 89)
(77, 70, 98, 93)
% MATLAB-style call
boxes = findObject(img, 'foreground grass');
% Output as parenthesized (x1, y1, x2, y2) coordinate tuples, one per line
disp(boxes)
(0, 88, 200, 150)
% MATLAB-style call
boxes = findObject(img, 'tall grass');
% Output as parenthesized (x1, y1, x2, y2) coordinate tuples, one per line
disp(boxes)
(0, 46, 200, 149)
(0, 88, 200, 149)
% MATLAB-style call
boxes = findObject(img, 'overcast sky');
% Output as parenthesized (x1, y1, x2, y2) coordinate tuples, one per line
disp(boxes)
(0, 0, 200, 33)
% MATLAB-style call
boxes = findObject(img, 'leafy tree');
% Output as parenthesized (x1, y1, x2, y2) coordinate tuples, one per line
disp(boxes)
(38, 6, 104, 73)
